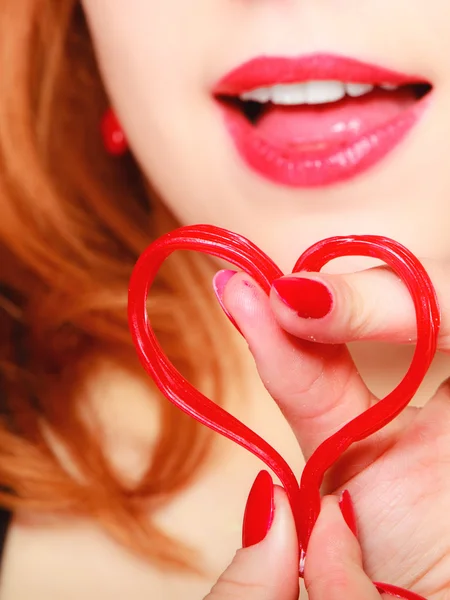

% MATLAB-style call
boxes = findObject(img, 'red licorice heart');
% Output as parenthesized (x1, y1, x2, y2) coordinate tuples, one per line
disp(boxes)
(128, 225, 301, 521)
(293, 236, 440, 552)
(128, 224, 440, 599)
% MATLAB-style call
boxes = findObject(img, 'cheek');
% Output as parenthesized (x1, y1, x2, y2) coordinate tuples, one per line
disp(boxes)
(82, 0, 240, 223)
(83, 1, 199, 105)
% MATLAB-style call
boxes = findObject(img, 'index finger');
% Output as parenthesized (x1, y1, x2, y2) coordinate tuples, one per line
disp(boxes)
(217, 270, 375, 461)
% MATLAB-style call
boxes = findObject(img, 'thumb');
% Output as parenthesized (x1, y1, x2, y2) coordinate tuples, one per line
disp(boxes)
(204, 474, 299, 600)
(305, 495, 381, 600)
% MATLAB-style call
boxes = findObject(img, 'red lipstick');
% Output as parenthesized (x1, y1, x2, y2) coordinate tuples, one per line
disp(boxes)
(214, 53, 431, 188)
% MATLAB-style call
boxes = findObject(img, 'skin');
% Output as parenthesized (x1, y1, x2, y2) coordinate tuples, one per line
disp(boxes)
(83, 0, 450, 271)
(4, 1, 450, 598)
(220, 270, 450, 598)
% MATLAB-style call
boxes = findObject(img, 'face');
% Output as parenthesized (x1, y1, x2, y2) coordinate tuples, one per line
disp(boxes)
(82, 1, 450, 273)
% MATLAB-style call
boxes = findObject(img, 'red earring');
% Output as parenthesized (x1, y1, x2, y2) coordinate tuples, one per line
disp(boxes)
(101, 108, 128, 156)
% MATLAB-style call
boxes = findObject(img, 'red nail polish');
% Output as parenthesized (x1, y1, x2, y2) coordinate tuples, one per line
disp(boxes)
(272, 276, 333, 319)
(339, 489, 358, 538)
(212, 270, 241, 332)
(242, 470, 275, 548)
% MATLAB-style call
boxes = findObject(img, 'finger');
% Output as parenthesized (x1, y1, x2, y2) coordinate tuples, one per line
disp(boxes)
(204, 486, 299, 600)
(270, 259, 447, 348)
(305, 496, 381, 600)
(215, 270, 374, 460)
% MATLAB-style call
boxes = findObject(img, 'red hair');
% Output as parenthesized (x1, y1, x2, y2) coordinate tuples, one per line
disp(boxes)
(0, 0, 234, 570)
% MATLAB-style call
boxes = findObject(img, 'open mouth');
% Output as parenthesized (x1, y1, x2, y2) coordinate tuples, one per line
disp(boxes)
(220, 80, 430, 128)
(213, 55, 433, 188)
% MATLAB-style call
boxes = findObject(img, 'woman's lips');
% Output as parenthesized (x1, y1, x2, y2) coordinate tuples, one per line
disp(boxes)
(213, 54, 432, 188)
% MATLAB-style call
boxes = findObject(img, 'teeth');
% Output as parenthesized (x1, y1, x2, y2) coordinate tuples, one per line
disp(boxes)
(305, 81, 346, 104)
(380, 83, 399, 91)
(240, 87, 272, 103)
(241, 81, 346, 105)
(271, 84, 307, 105)
(239, 80, 391, 106)
(345, 83, 374, 97)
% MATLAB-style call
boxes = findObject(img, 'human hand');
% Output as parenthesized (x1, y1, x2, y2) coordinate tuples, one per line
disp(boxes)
(204, 482, 382, 600)
(215, 258, 450, 599)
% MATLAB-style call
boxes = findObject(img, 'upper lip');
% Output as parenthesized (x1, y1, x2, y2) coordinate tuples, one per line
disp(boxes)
(214, 53, 426, 95)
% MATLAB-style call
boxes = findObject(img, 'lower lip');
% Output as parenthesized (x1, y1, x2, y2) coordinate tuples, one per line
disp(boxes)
(217, 96, 430, 188)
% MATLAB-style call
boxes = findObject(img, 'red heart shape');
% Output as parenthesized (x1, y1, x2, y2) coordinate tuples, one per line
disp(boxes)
(128, 224, 439, 598)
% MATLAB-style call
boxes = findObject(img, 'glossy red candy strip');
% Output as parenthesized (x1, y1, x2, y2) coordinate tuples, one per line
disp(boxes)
(128, 225, 439, 600)
(293, 236, 440, 553)
(128, 225, 302, 529)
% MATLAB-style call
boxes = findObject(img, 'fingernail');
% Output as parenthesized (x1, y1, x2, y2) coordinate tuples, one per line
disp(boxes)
(242, 470, 275, 548)
(212, 269, 241, 332)
(339, 489, 358, 538)
(272, 276, 333, 319)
